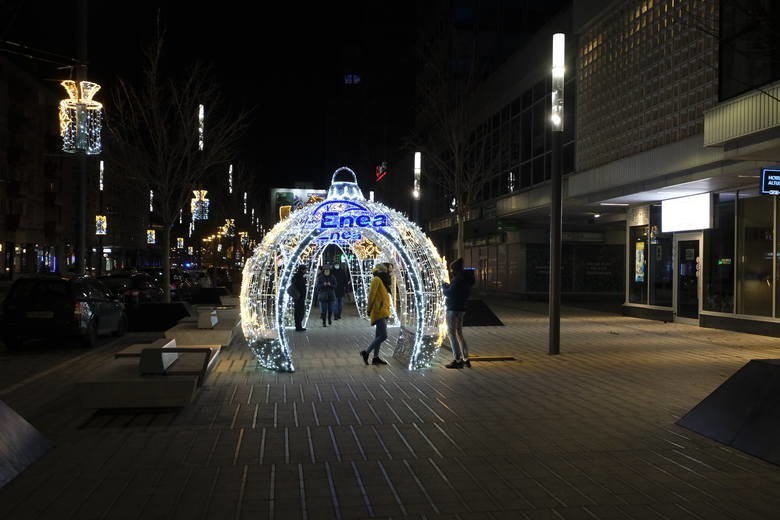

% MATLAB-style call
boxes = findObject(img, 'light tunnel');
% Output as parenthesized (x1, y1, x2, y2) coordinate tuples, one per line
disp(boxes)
(240, 167, 448, 372)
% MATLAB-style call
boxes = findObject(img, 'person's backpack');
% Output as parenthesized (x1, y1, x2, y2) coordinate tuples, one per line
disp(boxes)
(286, 283, 300, 300)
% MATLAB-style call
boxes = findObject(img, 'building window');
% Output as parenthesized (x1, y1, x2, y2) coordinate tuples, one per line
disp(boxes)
(629, 225, 648, 303)
(736, 190, 772, 316)
(649, 205, 672, 307)
(704, 193, 735, 313)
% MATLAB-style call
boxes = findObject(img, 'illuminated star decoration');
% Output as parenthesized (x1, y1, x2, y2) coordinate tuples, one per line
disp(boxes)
(240, 166, 448, 372)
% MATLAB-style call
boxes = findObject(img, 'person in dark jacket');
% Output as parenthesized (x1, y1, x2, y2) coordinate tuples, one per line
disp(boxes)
(315, 264, 337, 326)
(292, 264, 308, 331)
(442, 257, 475, 368)
(331, 262, 349, 319)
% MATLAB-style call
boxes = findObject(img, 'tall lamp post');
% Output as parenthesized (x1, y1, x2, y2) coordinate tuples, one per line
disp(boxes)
(549, 33, 565, 355)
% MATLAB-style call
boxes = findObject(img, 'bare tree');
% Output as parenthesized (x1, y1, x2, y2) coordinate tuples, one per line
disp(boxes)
(405, 41, 493, 259)
(104, 34, 251, 302)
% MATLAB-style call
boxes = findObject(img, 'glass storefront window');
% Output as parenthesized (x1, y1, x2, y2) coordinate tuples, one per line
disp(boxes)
(649, 205, 672, 307)
(629, 225, 648, 303)
(736, 190, 772, 316)
(704, 193, 735, 313)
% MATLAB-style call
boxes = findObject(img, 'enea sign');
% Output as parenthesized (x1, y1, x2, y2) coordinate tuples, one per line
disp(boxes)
(761, 168, 780, 195)
(316, 202, 389, 242)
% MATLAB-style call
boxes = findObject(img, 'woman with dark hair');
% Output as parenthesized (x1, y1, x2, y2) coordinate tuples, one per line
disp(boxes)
(360, 263, 392, 365)
(443, 257, 475, 368)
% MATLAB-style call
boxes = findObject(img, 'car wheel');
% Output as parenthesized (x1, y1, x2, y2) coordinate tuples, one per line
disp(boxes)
(113, 313, 128, 337)
(82, 321, 98, 348)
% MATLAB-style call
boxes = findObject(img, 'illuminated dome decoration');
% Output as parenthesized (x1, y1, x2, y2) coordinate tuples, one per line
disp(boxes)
(241, 167, 448, 372)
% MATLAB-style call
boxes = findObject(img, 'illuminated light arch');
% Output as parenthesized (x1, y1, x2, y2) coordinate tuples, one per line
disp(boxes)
(240, 167, 448, 372)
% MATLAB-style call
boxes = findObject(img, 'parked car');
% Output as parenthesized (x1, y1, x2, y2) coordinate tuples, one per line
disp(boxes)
(138, 266, 194, 301)
(0, 274, 128, 349)
(97, 271, 164, 309)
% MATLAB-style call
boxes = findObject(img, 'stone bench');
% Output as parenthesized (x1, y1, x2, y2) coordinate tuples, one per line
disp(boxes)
(164, 316, 238, 348)
(76, 340, 218, 409)
(114, 337, 221, 375)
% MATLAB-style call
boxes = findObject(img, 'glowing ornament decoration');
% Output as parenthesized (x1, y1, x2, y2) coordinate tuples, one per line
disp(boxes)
(191, 190, 210, 221)
(177, 237, 184, 249)
(95, 215, 107, 235)
(59, 80, 102, 155)
(188, 246, 193, 255)
(147, 229, 156, 244)
(241, 167, 447, 372)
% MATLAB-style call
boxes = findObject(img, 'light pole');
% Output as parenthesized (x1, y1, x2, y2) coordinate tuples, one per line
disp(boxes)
(549, 33, 565, 355)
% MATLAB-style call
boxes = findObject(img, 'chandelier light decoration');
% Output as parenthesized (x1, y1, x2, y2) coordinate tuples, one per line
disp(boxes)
(241, 167, 448, 372)
(191, 190, 210, 221)
(59, 80, 103, 154)
(95, 215, 107, 235)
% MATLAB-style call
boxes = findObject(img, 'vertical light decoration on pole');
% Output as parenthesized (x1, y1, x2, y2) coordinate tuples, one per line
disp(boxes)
(98, 160, 104, 191)
(149, 189, 154, 212)
(59, 80, 103, 155)
(147, 229, 156, 244)
(198, 104, 205, 151)
(95, 215, 107, 235)
(549, 32, 565, 356)
(191, 190, 210, 221)
(228, 164, 233, 194)
(412, 152, 422, 224)
(243, 192, 248, 214)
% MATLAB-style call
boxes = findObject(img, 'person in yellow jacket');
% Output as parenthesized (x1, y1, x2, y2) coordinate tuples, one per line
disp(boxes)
(360, 263, 392, 365)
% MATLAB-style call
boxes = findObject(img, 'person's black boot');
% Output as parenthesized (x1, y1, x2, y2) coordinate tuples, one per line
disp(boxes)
(321, 313, 327, 327)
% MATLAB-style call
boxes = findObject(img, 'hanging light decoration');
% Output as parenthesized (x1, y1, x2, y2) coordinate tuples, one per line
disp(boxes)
(228, 164, 233, 194)
(146, 229, 156, 244)
(197, 104, 205, 151)
(95, 215, 107, 235)
(99, 160, 104, 191)
(59, 80, 103, 154)
(191, 190, 210, 221)
(177, 237, 184, 249)
(149, 190, 154, 212)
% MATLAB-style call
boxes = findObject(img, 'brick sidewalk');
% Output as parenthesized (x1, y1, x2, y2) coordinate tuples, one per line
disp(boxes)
(2, 300, 780, 519)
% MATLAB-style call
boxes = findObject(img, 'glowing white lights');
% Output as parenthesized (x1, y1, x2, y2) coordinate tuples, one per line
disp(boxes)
(59, 80, 103, 154)
(551, 33, 565, 131)
(413, 152, 421, 200)
(99, 160, 104, 191)
(241, 167, 448, 372)
(95, 215, 107, 235)
(198, 104, 205, 151)
(147, 229, 156, 244)
(228, 164, 233, 194)
(149, 190, 154, 212)
(177, 237, 184, 249)
(191, 190, 210, 221)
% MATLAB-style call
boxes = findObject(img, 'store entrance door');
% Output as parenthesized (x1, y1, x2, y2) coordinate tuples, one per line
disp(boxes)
(673, 232, 702, 324)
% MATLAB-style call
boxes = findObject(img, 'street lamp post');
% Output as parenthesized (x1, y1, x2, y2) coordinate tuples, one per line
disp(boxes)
(549, 33, 565, 355)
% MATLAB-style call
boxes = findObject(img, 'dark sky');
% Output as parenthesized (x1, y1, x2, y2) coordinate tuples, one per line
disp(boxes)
(1, 1, 417, 189)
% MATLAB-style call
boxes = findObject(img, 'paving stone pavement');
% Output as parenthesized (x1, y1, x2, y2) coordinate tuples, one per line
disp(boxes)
(2, 298, 780, 519)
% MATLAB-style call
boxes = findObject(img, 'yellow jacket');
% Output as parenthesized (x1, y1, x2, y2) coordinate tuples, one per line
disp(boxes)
(367, 275, 391, 325)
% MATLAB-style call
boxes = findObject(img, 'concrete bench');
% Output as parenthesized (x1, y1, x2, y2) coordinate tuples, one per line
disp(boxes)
(164, 317, 238, 348)
(198, 308, 219, 329)
(115, 337, 221, 376)
(77, 340, 220, 409)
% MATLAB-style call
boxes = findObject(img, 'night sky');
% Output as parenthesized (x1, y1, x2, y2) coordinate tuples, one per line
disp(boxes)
(1, 1, 417, 189)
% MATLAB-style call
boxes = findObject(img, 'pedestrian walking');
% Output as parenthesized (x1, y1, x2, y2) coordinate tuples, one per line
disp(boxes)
(443, 257, 475, 368)
(360, 263, 392, 365)
(290, 264, 308, 331)
(315, 264, 337, 327)
(331, 262, 349, 319)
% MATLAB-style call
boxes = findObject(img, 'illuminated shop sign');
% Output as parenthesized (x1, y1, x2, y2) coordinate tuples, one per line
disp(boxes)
(761, 168, 780, 195)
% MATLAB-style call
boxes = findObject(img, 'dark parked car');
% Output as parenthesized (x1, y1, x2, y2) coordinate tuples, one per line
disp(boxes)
(0, 274, 128, 349)
(98, 272, 164, 309)
(138, 267, 193, 301)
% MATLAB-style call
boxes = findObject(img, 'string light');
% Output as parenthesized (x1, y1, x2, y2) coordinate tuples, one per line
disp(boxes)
(228, 164, 233, 194)
(59, 80, 102, 154)
(198, 104, 204, 151)
(99, 160, 104, 191)
(241, 166, 447, 372)
(95, 215, 107, 235)
(243, 192, 247, 214)
(191, 190, 210, 220)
